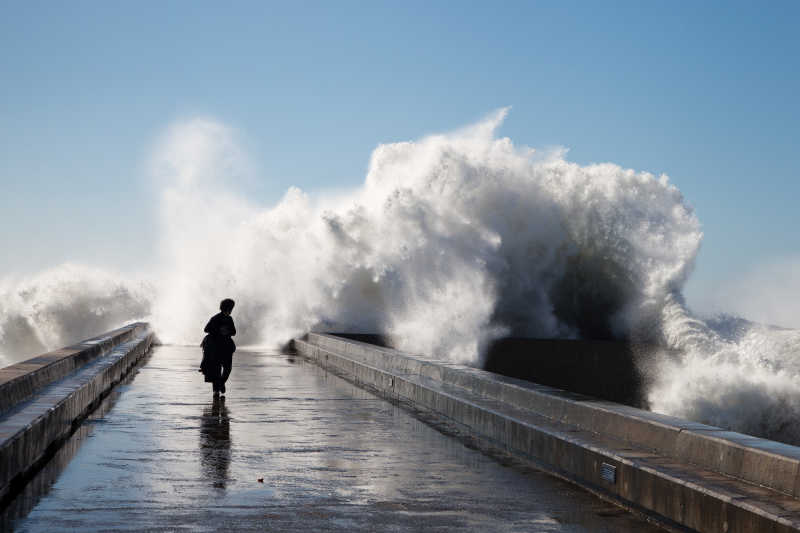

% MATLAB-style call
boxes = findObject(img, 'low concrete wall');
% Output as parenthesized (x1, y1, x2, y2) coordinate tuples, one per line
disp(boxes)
(0, 324, 153, 503)
(295, 333, 800, 533)
(0, 323, 149, 415)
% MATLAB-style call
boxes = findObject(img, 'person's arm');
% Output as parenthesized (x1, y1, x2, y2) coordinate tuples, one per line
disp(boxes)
(219, 316, 235, 336)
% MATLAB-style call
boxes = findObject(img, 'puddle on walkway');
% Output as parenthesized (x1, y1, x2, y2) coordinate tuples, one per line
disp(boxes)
(3, 346, 665, 532)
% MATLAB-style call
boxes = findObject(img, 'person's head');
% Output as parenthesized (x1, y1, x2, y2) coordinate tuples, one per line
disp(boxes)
(220, 298, 235, 316)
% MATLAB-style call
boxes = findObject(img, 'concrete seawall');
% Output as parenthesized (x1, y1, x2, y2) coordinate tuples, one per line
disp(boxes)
(0, 323, 153, 503)
(295, 333, 800, 533)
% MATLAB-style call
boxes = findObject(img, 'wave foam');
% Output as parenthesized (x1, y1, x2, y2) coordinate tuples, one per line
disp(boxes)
(2, 110, 798, 444)
(0, 264, 152, 366)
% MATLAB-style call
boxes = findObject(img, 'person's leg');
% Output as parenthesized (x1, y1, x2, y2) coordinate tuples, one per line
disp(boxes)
(212, 358, 223, 394)
(219, 354, 233, 394)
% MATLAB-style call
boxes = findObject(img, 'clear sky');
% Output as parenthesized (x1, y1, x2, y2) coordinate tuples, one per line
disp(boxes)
(1, 1, 798, 314)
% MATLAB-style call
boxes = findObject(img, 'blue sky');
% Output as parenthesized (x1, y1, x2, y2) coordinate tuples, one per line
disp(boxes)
(1, 1, 798, 312)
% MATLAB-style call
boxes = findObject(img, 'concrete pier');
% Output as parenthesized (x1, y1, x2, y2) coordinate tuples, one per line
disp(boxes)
(294, 333, 800, 533)
(7, 325, 798, 531)
(0, 324, 153, 504)
(3, 344, 665, 532)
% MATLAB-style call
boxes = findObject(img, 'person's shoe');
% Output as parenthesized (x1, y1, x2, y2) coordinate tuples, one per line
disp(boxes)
(213, 390, 220, 396)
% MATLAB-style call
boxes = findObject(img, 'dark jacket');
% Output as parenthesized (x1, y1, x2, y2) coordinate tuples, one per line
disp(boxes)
(200, 313, 236, 380)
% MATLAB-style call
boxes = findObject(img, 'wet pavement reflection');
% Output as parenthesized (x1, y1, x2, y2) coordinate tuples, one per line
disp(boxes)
(4, 346, 665, 532)
(200, 395, 232, 490)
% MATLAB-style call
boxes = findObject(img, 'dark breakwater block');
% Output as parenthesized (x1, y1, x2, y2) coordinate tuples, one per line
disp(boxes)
(483, 338, 663, 409)
(330, 333, 394, 349)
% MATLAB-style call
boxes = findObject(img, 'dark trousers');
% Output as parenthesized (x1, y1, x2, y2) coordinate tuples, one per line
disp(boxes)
(210, 353, 233, 392)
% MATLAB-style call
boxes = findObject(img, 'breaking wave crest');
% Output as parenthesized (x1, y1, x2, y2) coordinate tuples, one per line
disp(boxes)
(0, 264, 152, 367)
(2, 110, 798, 443)
(652, 297, 800, 444)
(149, 109, 701, 361)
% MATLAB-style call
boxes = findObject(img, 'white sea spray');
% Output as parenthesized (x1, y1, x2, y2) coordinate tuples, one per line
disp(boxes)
(2, 110, 798, 444)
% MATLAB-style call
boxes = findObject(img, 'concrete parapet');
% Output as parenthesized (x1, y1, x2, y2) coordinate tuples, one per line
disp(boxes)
(0, 324, 153, 503)
(0, 323, 149, 415)
(296, 332, 800, 533)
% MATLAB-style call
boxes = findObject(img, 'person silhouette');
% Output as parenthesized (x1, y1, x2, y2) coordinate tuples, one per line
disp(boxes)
(200, 298, 237, 396)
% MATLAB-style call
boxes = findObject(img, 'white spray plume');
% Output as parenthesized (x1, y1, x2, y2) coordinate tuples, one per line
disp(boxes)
(651, 296, 800, 443)
(147, 108, 702, 364)
(2, 110, 798, 445)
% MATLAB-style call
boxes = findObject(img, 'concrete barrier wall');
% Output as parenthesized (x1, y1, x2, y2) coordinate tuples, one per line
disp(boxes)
(0, 324, 153, 503)
(0, 323, 149, 415)
(295, 333, 800, 533)
(338, 334, 661, 407)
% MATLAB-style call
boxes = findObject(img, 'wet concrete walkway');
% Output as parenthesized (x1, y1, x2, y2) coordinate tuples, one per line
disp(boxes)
(3, 346, 665, 532)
